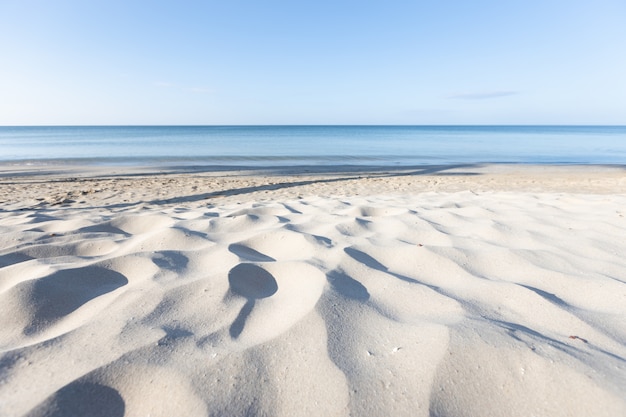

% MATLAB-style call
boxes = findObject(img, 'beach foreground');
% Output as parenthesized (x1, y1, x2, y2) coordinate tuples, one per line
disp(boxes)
(1, 165, 625, 416)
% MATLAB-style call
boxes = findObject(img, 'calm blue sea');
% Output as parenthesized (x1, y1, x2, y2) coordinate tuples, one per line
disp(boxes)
(1, 125, 625, 168)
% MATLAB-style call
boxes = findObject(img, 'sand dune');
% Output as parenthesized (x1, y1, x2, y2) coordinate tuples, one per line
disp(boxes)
(1, 166, 625, 416)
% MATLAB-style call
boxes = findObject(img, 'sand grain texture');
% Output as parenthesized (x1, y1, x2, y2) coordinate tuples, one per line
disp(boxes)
(0, 165, 625, 416)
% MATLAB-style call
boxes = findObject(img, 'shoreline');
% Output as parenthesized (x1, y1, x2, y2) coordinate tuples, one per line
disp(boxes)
(2, 161, 626, 175)
(1, 164, 624, 212)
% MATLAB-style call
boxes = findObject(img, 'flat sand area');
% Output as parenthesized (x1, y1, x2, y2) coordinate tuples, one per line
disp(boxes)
(1, 164, 625, 416)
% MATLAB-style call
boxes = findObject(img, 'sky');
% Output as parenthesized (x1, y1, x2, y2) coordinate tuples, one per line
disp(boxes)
(1, 0, 625, 125)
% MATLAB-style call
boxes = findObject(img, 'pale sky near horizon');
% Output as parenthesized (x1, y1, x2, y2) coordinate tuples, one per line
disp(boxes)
(1, 0, 625, 125)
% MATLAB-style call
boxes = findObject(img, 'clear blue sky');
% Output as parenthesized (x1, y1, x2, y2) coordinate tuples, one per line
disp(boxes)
(1, 0, 625, 125)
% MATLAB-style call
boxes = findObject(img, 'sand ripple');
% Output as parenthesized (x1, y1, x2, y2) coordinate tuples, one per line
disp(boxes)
(1, 191, 625, 416)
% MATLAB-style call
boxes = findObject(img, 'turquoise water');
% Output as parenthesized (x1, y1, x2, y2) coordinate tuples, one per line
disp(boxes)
(1, 125, 625, 167)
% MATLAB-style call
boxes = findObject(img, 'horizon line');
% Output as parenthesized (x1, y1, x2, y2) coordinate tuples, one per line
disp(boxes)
(2, 124, 626, 128)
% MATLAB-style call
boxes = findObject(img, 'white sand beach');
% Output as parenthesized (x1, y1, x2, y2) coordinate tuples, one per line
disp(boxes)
(0, 164, 625, 417)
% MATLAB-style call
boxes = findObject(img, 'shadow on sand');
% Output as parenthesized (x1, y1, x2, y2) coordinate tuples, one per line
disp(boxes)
(132, 164, 483, 208)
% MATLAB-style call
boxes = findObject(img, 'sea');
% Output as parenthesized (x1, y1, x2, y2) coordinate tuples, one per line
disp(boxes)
(1, 125, 625, 168)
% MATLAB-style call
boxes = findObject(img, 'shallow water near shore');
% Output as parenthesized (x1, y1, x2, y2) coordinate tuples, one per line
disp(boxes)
(2, 125, 626, 167)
